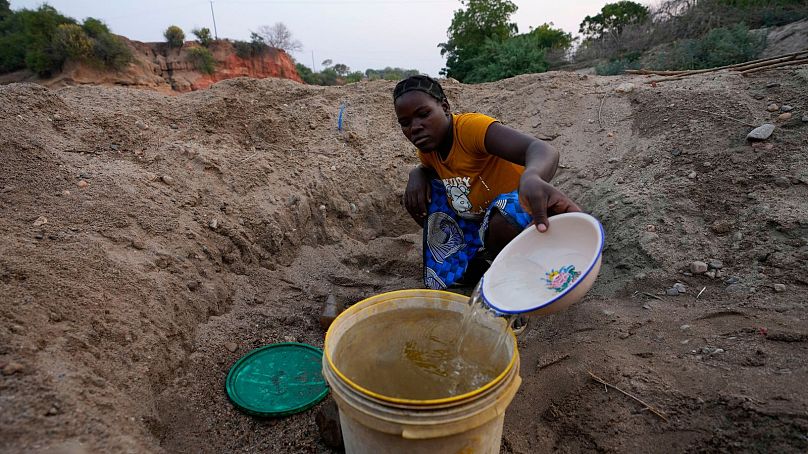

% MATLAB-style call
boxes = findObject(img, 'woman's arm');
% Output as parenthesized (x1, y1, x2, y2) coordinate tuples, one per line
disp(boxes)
(484, 122, 580, 232)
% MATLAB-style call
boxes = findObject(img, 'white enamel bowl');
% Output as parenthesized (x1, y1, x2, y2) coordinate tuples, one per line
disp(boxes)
(480, 212, 604, 316)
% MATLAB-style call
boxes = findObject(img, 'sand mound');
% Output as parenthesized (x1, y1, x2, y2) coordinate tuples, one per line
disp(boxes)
(1, 69, 807, 452)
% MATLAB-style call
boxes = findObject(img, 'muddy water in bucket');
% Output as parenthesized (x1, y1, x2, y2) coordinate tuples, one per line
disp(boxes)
(333, 300, 511, 400)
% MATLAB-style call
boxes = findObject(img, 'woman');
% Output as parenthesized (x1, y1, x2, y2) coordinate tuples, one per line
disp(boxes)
(394, 75, 580, 289)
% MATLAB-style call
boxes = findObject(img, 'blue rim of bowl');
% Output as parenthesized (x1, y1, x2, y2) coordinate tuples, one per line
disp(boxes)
(481, 213, 606, 315)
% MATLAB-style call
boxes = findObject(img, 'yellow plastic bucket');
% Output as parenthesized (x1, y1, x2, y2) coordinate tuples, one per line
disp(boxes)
(323, 289, 521, 454)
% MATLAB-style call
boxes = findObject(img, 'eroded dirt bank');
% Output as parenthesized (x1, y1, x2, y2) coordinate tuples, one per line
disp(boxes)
(1, 70, 807, 453)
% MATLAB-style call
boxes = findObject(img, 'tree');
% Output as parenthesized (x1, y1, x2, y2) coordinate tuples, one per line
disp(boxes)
(254, 22, 302, 53)
(164, 25, 185, 48)
(464, 34, 550, 83)
(1, 0, 11, 22)
(438, 0, 518, 81)
(192, 27, 213, 47)
(332, 63, 349, 77)
(579, 1, 649, 42)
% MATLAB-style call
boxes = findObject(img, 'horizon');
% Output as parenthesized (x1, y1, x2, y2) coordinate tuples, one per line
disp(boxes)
(8, 0, 658, 76)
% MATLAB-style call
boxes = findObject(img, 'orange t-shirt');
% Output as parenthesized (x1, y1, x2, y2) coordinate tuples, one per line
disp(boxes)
(417, 113, 524, 220)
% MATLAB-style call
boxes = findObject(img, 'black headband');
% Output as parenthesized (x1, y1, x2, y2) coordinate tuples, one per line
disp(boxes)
(393, 75, 446, 103)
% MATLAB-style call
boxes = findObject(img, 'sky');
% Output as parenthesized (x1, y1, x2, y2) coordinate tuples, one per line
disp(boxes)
(10, 0, 654, 76)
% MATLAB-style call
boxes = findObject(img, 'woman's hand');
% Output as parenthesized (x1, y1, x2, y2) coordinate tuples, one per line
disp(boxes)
(519, 171, 581, 232)
(404, 166, 432, 227)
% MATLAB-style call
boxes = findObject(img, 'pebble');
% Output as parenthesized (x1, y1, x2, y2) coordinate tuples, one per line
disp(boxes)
(774, 176, 791, 188)
(766, 82, 780, 88)
(671, 149, 682, 157)
(616, 82, 635, 93)
(619, 332, 631, 339)
(61, 190, 71, 196)
(2, 362, 24, 375)
(725, 276, 742, 285)
(77, 180, 89, 189)
(642, 304, 652, 310)
(680, 324, 691, 330)
(773, 283, 786, 293)
(209, 219, 219, 229)
(802, 114, 808, 123)
(319, 204, 327, 211)
(161, 175, 174, 185)
(33, 216, 48, 227)
(707, 259, 723, 270)
(645, 224, 656, 232)
(752, 94, 765, 100)
(608, 157, 619, 163)
(187, 281, 199, 291)
(225, 342, 238, 353)
(725, 283, 746, 294)
(606, 132, 614, 138)
(746, 123, 775, 141)
(135, 119, 149, 130)
(170, 123, 179, 129)
(46, 406, 59, 416)
(689, 261, 708, 274)
(349, 203, 357, 213)
(330, 165, 337, 171)
(687, 171, 697, 179)
(701, 347, 724, 355)
(110, 144, 119, 151)
(780, 105, 793, 112)
(711, 219, 733, 234)
(666, 288, 681, 296)
(766, 103, 779, 112)
(673, 282, 687, 293)
(705, 270, 716, 279)
(777, 112, 792, 121)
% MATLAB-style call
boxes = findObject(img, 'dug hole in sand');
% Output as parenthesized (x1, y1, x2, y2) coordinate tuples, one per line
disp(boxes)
(1, 69, 807, 452)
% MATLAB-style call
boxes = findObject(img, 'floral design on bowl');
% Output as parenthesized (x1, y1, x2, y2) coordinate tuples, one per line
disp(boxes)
(546, 265, 580, 293)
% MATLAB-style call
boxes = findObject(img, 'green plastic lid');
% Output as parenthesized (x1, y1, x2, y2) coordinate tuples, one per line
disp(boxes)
(225, 343, 329, 417)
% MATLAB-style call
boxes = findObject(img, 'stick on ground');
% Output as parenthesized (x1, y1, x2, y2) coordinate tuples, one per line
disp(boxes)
(587, 370, 669, 422)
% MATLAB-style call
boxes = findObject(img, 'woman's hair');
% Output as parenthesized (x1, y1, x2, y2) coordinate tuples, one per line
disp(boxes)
(393, 75, 446, 103)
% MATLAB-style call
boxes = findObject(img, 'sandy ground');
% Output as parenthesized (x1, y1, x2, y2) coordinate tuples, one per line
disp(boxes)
(1, 68, 807, 453)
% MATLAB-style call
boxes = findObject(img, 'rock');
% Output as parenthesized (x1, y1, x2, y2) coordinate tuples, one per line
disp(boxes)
(705, 270, 716, 279)
(224, 342, 238, 353)
(642, 304, 652, 310)
(774, 176, 791, 188)
(746, 124, 775, 141)
(778, 112, 792, 121)
(780, 105, 793, 112)
(707, 259, 723, 270)
(680, 324, 691, 330)
(110, 144, 119, 151)
(689, 261, 708, 274)
(135, 119, 149, 130)
(725, 283, 747, 294)
(46, 406, 59, 416)
(330, 165, 337, 171)
(161, 175, 174, 185)
(187, 281, 199, 291)
(773, 283, 786, 293)
(673, 282, 687, 293)
(319, 204, 327, 211)
(766, 82, 780, 88)
(802, 114, 808, 123)
(2, 361, 24, 375)
(711, 219, 733, 234)
(33, 216, 48, 227)
(766, 103, 779, 112)
(77, 180, 89, 189)
(316, 398, 344, 449)
(752, 94, 765, 100)
(700, 347, 725, 355)
(170, 123, 179, 129)
(608, 157, 619, 163)
(616, 82, 635, 93)
(349, 203, 357, 213)
(61, 190, 71, 196)
(671, 149, 682, 157)
(606, 132, 614, 138)
(209, 219, 219, 230)
(687, 171, 697, 179)
(666, 288, 680, 296)
(725, 276, 742, 285)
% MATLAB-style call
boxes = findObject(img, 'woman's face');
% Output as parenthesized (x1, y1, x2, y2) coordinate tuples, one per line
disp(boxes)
(394, 91, 451, 151)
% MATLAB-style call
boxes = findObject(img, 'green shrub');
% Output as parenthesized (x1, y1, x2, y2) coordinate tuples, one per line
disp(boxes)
(81, 17, 110, 38)
(192, 27, 213, 47)
(53, 23, 93, 60)
(164, 25, 185, 48)
(649, 24, 765, 70)
(595, 56, 640, 75)
(93, 32, 132, 70)
(187, 46, 216, 74)
(464, 34, 550, 83)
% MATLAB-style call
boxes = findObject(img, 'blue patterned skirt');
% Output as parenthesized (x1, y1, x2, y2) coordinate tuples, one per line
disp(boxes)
(423, 180, 532, 289)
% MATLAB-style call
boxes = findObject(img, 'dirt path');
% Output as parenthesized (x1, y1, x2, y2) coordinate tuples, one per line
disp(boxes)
(1, 70, 807, 453)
